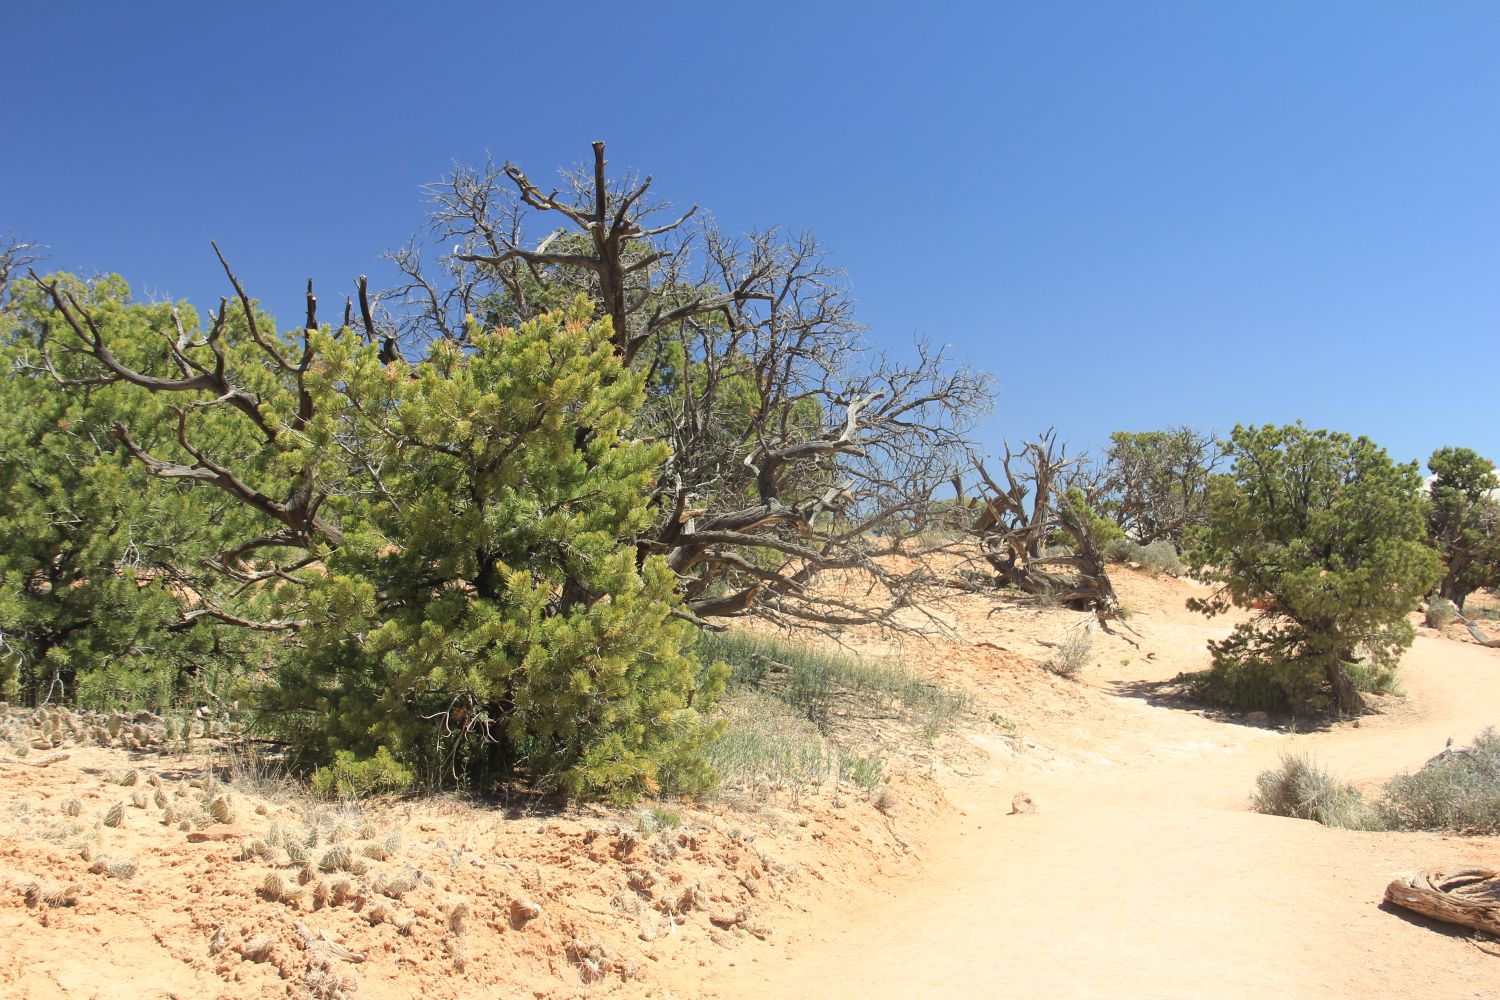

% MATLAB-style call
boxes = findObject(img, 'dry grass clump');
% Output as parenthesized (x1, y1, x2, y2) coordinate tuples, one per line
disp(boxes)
(1044, 624, 1093, 680)
(1252, 753, 1372, 829)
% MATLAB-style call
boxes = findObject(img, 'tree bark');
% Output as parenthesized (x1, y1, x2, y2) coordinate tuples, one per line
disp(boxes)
(1323, 658, 1367, 714)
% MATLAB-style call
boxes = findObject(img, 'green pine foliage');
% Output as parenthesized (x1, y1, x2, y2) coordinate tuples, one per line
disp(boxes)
(0, 274, 271, 707)
(1184, 424, 1440, 714)
(1425, 446, 1500, 611)
(243, 300, 725, 799)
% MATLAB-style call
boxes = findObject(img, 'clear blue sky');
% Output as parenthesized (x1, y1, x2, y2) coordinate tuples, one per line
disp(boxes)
(6, 1, 1496, 467)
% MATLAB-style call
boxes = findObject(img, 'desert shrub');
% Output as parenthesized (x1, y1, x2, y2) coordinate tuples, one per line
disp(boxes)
(838, 750, 886, 790)
(699, 630, 965, 737)
(1252, 753, 1373, 829)
(1136, 540, 1184, 576)
(705, 691, 834, 798)
(310, 747, 415, 800)
(1425, 596, 1459, 629)
(1044, 626, 1093, 680)
(1376, 728, 1500, 833)
(1102, 538, 1183, 576)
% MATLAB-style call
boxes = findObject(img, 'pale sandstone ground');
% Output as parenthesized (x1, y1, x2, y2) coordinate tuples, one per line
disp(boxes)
(677, 571, 1500, 999)
(2, 569, 1497, 998)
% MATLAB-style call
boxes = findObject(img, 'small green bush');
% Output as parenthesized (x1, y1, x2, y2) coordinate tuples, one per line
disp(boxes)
(311, 748, 415, 800)
(838, 751, 886, 791)
(1252, 753, 1372, 829)
(1424, 597, 1459, 629)
(1376, 728, 1500, 833)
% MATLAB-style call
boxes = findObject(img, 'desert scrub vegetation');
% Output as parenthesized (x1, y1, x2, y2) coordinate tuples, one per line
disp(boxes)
(1378, 728, 1500, 833)
(0, 139, 989, 805)
(699, 630, 966, 738)
(1424, 596, 1460, 629)
(1043, 624, 1094, 680)
(704, 691, 836, 800)
(1252, 753, 1371, 829)
(1253, 730, 1500, 834)
(698, 630, 967, 801)
(1102, 538, 1184, 577)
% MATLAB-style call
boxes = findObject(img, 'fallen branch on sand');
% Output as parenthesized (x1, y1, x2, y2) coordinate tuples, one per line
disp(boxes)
(1384, 867, 1500, 936)
(1455, 615, 1500, 649)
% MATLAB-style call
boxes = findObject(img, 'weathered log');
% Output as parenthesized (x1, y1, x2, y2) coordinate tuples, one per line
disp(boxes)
(1456, 615, 1500, 649)
(1384, 867, 1500, 936)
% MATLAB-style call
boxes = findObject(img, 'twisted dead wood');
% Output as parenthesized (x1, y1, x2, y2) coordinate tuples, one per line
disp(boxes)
(1384, 867, 1500, 936)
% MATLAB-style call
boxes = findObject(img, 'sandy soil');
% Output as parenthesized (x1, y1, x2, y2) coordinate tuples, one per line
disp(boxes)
(2, 568, 1497, 998)
(673, 571, 1500, 999)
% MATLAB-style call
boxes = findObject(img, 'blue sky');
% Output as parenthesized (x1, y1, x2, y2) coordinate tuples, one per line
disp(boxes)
(6, 1, 1497, 467)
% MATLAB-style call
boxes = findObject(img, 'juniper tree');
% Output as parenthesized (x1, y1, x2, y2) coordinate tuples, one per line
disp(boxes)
(1185, 424, 1440, 713)
(1425, 446, 1500, 611)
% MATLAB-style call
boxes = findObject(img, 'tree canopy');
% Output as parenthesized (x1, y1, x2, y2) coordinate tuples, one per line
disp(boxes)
(1185, 424, 1440, 713)
(1425, 446, 1500, 610)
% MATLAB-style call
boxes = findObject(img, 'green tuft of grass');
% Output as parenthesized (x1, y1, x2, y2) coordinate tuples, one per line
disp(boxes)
(700, 630, 966, 739)
(704, 691, 834, 800)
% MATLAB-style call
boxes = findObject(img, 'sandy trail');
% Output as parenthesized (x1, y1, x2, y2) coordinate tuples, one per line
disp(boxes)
(690, 593, 1500, 999)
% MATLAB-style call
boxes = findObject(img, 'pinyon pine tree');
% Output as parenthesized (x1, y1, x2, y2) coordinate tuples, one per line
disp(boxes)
(35, 268, 722, 798)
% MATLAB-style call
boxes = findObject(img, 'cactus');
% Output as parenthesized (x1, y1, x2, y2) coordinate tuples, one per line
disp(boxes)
(312, 879, 330, 909)
(103, 803, 124, 828)
(118, 769, 139, 787)
(208, 795, 234, 825)
(259, 872, 300, 903)
(330, 820, 356, 844)
(160, 806, 178, 825)
(376, 867, 419, 899)
(329, 878, 356, 906)
(360, 841, 389, 862)
(319, 845, 352, 873)
(130, 791, 148, 809)
(297, 864, 316, 886)
(446, 901, 471, 935)
(284, 840, 307, 865)
(107, 859, 137, 879)
(153, 789, 168, 810)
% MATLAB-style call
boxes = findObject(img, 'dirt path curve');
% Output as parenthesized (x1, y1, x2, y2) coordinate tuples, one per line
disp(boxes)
(688, 615, 1500, 999)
